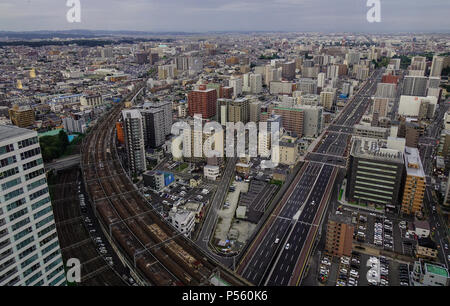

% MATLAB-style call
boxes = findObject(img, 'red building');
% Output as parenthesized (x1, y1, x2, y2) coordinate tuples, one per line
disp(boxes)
(222, 87, 233, 99)
(381, 74, 399, 85)
(188, 89, 217, 119)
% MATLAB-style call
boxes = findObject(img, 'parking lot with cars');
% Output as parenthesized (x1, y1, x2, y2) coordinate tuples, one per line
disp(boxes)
(340, 208, 405, 254)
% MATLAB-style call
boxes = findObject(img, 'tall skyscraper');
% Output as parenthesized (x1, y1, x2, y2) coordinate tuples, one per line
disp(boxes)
(0, 125, 66, 286)
(122, 110, 146, 174)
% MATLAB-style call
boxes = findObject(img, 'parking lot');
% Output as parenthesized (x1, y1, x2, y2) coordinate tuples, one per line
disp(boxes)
(339, 207, 408, 255)
(321, 251, 412, 286)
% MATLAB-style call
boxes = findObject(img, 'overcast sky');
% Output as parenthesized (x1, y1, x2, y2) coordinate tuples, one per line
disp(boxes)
(0, 0, 449, 33)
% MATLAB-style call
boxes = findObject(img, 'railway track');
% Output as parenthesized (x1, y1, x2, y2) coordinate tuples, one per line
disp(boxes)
(81, 99, 249, 286)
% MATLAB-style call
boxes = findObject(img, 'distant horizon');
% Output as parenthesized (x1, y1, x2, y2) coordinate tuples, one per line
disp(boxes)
(0, 0, 449, 33)
(1, 28, 450, 35)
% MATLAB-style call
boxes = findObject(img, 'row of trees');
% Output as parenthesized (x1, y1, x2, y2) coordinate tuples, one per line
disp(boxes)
(39, 130, 70, 163)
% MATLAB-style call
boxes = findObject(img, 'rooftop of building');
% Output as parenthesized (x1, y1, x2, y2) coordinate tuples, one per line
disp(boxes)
(425, 263, 449, 278)
(329, 213, 352, 225)
(351, 136, 404, 163)
(0, 125, 35, 142)
(354, 124, 389, 133)
(404, 146, 425, 178)
(122, 109, 142, 119)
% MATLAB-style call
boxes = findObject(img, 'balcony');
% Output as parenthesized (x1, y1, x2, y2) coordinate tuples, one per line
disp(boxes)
(0, 267, 18, 284)
(0, 257, 16, 274)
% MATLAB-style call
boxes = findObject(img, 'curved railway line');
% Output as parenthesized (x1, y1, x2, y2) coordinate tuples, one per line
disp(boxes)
(49, 168, 125, 286)
(81, 98, 249, 286)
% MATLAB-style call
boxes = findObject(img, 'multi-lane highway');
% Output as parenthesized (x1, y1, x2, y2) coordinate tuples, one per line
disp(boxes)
(419, 99, 450, 270)
(237, 69, 382, 286)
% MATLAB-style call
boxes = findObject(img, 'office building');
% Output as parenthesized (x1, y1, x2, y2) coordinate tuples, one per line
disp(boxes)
(0, 126, 66, 286)
(122, 110, 146, 174)
(401, 147, 426, 215)
(188, 89, 217, 119)
(325, 214, 354, 257)
(347, 137, 404, 210)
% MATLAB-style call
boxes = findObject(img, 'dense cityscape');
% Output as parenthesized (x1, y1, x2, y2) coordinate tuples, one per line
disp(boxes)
(0, 2, 449, 291)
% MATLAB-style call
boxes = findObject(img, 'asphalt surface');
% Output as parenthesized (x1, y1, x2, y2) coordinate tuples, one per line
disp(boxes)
(194, 157, 237, 266)
(237, 69, 383, 285)
(419, 99, 450, 270)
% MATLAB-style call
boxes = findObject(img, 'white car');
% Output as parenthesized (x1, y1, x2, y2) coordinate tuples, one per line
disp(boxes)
(275, 238, 280, 244)
(285, 243, 290, 250)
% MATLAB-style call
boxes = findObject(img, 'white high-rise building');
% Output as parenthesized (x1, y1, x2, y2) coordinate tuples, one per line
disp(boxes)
(0, 125, 66, 286)
(229, 77, 243, 98)
(242, 73, 251, 93)
(250, 74, 262, 94)
(327, 65, 339, 80)
(430, 56, 444, 77)
(317, 72, 326, 88)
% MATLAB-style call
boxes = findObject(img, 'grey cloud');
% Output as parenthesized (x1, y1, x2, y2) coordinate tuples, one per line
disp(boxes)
(0, 0, 448, 32)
